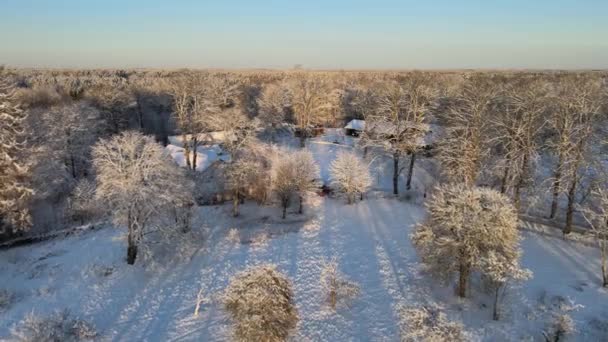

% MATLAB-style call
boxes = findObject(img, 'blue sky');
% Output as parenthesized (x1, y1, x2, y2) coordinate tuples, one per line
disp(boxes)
(1, 0, 607, 69)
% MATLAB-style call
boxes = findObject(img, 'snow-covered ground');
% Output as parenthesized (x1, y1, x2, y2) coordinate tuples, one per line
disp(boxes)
(2, 130, 608, 341)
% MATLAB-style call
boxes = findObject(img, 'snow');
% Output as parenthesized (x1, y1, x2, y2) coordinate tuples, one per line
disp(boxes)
(2, 131, 608, 341)
(165, 136, 230, 172)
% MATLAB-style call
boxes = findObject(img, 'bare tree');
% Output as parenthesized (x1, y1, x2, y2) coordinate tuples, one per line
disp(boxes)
(320, 259, 360, 309)
(581, 185, 608, 287)
(363, 73, 437, 195)
(490, 78, 548, 210)
(287, 75, 335, 146)
(437, 74, 498, 187)
(292, 150, 320, 214)
(87, 84, 134, 135)
(546, 75, 604, 234)
(42, 103, 101, 179)
(0, 75, 33, 232)
(411, 184, 520, 298)
(257, 82, 291, 141)
(399, 305, 467, 342)
(92, 131, 193, 264)
(225, 158, 262, 217)
(330, 150, 372, 203)
(270, 151, 297, 219)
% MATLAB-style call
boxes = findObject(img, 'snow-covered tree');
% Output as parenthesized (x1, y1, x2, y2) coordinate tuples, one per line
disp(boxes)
(92, 131, 193, 264)
(581, 186, 608, 287)
(330, 150, 371, 204)
(411, 184, 520, 298)
(225, 158, 263, 217)
(270, 152, 297, 219)
(542, 299, 582, 342)
(490, 78, 548, 210)
(362, 73, 437, 195)
(546, 74, 604, 234)
(42, 103, 101, 179)
(291, 150, 320, 214)
(437, 74, 498, 187)
(167, 73, 242, 170)
(287, 75, 335, 146)
(257, 82, 291, 141)
(480, 250, 532, 320)
(0, 75, 33, 232)
(223, 264, 299, 342)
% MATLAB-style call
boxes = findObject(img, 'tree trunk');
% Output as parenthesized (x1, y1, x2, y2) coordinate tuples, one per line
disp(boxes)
(458, 262, 469, 298)
(298, 195, 304, 214)
(183, 134, 191, 169)
(406, 152, 416, 191)
(514, 154, 529, 211)
(393, 152, 399, 195)
(500, 162, 510, 194)
(191, 137, 198, 171)
(70, 154, 77, 179)
(602, 244, 608, 287)
(550, 153, 563, 219)
(564, 174, 578, 235)
(137, 102, 145, 131)
(282, 204, 287, 219)
(360, 192, 363, 201)
(492, 285, 501, 320)
(127, 218, 137, 265)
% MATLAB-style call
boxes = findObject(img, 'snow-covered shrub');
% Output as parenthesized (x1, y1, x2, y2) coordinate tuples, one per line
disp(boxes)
(0, 288, 15, 311)
(10, 310, 97, 342)
(320, 259, 360, 309)
(543, 299, 582, 342)
(399, 305, 466, 342)
(330, 151, 371, 204)
(223, 264, 298, 342)
(411, 184, 521, 298)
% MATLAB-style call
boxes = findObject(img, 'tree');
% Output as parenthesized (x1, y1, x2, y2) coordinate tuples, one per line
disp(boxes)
(490, 78, 548, 210)
(0, 75, 33, 232)
(411, 184, 520, 298)
(362, 73, 437, 195)
(270, 151, 297, 219)
(223, 264, 299, 342)
(291, 150, 320, 214)
(437, 74, 498, 187)
(167, 73, 241, 170)
(257, 82, 290, 141)
(42, 103, 101, 179)
(87, 84, 133, 135)
(225, 158, 262, 217)
(287, 75, 334, 146)
(581, 186, 608, 287)
(92, 132, 193, 265)
(546, 74, 604, 234)
(330, 150, 372, 204)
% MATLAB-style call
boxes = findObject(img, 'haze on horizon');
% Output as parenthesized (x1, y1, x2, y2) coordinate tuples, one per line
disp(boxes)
(1, 0, 607, 70)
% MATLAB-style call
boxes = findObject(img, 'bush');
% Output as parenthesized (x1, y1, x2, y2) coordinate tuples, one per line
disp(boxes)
(223, 264, 298, 342)
(399, 305, 466, 342)
(320, 260, 360, 309)
(10, 310, 97, 342)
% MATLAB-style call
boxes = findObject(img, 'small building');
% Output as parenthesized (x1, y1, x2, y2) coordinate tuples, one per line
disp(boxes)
(344, 119, 365, 137)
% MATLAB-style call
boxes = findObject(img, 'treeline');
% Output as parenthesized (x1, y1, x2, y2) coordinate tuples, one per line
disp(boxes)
(0, 67, 607, 239)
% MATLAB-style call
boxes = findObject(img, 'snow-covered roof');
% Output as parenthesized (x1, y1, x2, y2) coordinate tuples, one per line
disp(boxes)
(344, 119, 365, 131)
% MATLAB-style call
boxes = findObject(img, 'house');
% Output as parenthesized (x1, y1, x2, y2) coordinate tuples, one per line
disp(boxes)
(344, 119, 365, 136)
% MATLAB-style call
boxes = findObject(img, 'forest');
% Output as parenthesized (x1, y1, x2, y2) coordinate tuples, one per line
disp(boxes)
(1, 67, 608, 341)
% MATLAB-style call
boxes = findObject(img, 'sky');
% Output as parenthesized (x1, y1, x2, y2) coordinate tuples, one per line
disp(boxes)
(1, 0, 607, 70)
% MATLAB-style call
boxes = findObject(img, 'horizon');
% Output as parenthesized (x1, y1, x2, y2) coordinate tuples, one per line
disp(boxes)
(1, 0, 608, 70)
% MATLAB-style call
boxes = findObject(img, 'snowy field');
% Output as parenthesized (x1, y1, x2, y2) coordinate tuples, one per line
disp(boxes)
(1, 132, 608, 341)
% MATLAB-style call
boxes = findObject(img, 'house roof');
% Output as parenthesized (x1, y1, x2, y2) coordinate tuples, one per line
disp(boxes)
(344, 119, 365, 131)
